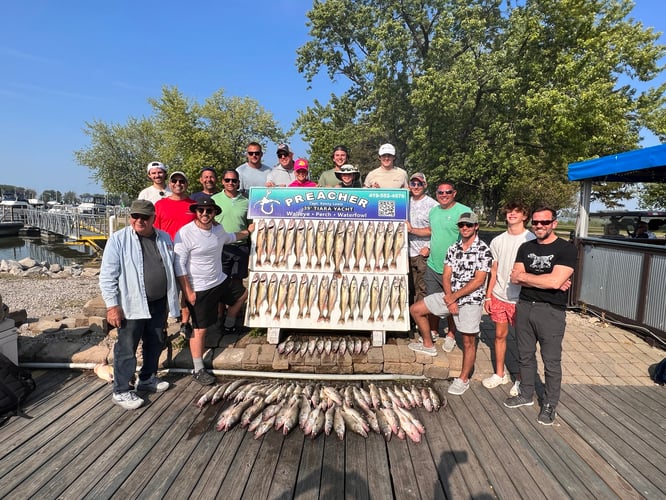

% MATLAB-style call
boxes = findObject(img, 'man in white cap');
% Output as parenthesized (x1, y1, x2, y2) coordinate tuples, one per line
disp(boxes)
(266, 143, 296, 187)
(138, 161, 171, 203)
(364, 143, 408, 188)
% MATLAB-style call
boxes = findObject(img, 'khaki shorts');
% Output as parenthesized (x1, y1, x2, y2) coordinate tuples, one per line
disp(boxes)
(423, 293, 483, 335)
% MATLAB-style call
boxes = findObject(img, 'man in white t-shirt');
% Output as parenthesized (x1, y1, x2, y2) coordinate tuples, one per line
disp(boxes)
(482, 201, 536, 396)
(138, 161, 171, 203)
(364, 143, 408, 188)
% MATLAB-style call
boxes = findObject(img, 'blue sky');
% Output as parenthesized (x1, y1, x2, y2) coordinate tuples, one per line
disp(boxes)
(1, 0, 665, 198)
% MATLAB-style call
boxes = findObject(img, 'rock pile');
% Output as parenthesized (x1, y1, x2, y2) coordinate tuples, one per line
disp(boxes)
(0, 257, 98, 278)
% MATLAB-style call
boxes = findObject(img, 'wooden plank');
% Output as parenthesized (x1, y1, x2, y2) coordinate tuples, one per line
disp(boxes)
(266, 426, 305, 499)
(406, 435, 446, 500)
(345, 431, 369, 500)
(90, 378, 206, 498)
(216, 429, 264, 498)
(633, 385, 666, 412)
(559, 384, 665, 497)
(364, 433, 393, 500)
(471, 385, 568, 498)
(604, 385, 666, 432)
(241, 427, 285, 500)
(319, 433, 345, 500)
(293, 434, 325, 499)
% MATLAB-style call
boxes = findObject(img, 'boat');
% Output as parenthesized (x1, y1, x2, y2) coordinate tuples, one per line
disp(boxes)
(0, 221, 23, 237)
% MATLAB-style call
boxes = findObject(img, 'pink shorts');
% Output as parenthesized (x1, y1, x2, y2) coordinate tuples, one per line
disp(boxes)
(488, 296, 517, 326)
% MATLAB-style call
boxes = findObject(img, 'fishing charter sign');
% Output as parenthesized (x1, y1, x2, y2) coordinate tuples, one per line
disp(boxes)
(248, 187, 408, 221)
(246, 188, 411, 344)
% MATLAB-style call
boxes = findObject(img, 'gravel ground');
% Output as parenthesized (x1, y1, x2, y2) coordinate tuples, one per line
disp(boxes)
(0, 274, 100, 326)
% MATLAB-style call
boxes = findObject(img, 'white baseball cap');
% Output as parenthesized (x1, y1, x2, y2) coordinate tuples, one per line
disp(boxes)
(378, 143, 396, 156)
(146, 161, 167, 173)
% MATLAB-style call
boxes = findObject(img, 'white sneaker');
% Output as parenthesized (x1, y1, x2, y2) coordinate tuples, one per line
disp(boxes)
(112, 391, 143, 410)
(482, 373, 511, 389)
(442, 335, 456, 352)
(136, 375, 170, 393)
(408, 342, 437, 357)
(510, 380, 521, 397)
(447, 377, 469, 395)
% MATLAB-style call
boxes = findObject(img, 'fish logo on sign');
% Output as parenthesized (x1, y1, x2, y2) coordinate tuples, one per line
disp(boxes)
(254, 190, 281, 215)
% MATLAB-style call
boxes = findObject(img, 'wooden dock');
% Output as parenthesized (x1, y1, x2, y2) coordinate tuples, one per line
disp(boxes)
(1, 368, 664, 499)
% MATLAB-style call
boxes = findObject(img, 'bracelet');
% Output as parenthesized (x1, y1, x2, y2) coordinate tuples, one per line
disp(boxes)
(484, 298, 492, 302)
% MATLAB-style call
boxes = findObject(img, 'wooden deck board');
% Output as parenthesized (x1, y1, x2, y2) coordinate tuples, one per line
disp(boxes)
(1, 371, 665, 499)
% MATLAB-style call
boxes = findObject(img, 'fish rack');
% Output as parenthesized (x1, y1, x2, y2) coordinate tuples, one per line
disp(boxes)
(245, 187, 411, 346)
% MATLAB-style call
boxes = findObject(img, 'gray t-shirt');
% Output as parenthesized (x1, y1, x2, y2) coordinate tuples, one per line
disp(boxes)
(408, 195, 438, 257)
(139, 233, 167, 301)
(236, 162, 272, 195)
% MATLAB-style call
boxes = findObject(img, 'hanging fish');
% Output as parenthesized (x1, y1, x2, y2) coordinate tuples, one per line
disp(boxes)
(373, 221, 386, 271)
(353, 222, 365, 271)
(382, 222, 395, 270)
(305, 220, 316, 268)
(392, 223, 405, 269)
(364, 221, 375, 271)
(283, 273, 298, 319)
(297, 274, 309, 319)
(254, 219, 266, 266)
(294, 219, 306, 268)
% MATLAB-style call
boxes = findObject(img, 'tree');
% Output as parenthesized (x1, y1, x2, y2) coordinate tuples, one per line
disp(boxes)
(297, 0, 666, 214)
(639, 183, 666, 209)
(75, 87, 284, 198)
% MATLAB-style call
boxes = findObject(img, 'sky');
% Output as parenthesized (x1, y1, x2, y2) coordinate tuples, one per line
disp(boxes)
(1, 0, 665, 199)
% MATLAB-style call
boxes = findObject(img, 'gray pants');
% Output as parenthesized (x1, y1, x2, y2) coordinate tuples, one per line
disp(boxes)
(515, 301, 566, 407)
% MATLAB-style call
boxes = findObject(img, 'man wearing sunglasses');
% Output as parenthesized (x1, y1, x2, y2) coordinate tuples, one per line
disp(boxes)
(100, 199, 180, 409)
(138, 161, 171, 204)
(425, 181, 470, 350)
(174, 196, 253, 385)
(266, 143, 296, 187)
(191, 166, 219, 202)
(364, 143, 408, 188)
(237, 142, 272, 196)
(409, 212, 492, 397)
(212, 169, 251, 333)
(504, 206, 576, 426)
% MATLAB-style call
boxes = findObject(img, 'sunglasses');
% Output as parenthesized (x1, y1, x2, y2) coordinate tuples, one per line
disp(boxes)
(277, 152, 290, 158)
(170, 178, 187, 184)
(247, 151, 262, 156)
(196, 208, 215, 214)
(531, 219, 554, 226)
(457, 222, 475, 228)
(409, 181, 424, 187)
(223, 178, 239, 183)
(437, 189, 454, 195)
(131, 213, 151, 221)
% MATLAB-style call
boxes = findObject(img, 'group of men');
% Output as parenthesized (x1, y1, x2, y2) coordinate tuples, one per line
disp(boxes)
(101, 144, 577, 426)
(406, 180, 576, 425)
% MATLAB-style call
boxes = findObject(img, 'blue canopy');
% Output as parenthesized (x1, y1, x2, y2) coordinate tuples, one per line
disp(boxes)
(568, 143, 666, 182)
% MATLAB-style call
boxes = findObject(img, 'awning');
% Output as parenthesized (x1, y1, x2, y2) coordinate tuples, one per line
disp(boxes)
(567, 143, 666, 182)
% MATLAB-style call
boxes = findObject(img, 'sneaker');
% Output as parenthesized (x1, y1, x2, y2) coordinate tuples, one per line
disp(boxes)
(223, 325, 239, 334)
(482, 373, 511, 389)
(192, 368, 216, 386)
(537, 403, 557, 425)
(136, 375, 170, 393)
(504, 394, 534, 408)
(112, 391, 143, 410)
(431, 330, 440, 340)
(447, 377, 469, 395)
(510, 380, 521, 397)
(442, 335, 456, 353)
(179, 322, 193, 339)
(408, 342, 437, 356)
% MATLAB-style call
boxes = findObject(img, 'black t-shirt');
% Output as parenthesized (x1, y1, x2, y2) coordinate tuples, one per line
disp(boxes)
(515, 237, 577, 306)
(139, 233, 167, 302)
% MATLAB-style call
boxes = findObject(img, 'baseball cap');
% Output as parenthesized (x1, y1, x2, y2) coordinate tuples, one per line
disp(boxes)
(335, 164, 360, 179)
(457, 212, 479, 225)
(277, 143, 291, 154)
(169, 171, 188, 182)
(378, 143, 396, 156)
(189, 195, 222, 215)
(129, 199, 155, 216)
(294, 158, 309, 171)
(410, 172, 426, 183)
(146, 161, 167, 173)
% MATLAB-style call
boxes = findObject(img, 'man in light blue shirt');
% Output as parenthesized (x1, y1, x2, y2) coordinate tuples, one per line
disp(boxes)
(99, 199, 179, 410)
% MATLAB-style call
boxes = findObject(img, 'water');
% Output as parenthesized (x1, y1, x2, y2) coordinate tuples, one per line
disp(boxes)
(0, 236, 98, 267)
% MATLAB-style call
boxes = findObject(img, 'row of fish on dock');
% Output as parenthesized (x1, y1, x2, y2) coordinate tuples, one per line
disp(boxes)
(252, 218, 406, 274)
(246, 272, 409, 326)
(276, 335, 371, 357)
(196, 378, 445, 442)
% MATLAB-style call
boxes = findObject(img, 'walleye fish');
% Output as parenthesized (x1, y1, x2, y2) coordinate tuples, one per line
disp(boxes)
(333, 220, 346, 275)
(264, 219, 276, 265)
(338, 276, 349, 324)
(254, 414, 276, 439)
(353, 222, 365, 271)
(429, 387, 443, 411)
(274, 219, 286, 266)
(397, 276, 407, 321)
(344, 220, 355, 271)
(333, 407, 345, 440)
(216, 399, 254, 431)
(196, 384, 219, 408)
(316, 337, 325, 354)
(297, 274, 309, 319)
(294, 219, 306, 268)
(340, 406, 369, 438)
(324, 338, 332, 355)
(253, 273, 268, 319)
(377, 277, 390, 322)
(281, 400, 301, 435)
(368, 276, 380, 322)
(382, 222, 394, 270)
(315, 220, 326, 268)
(307, 338, 317, 356)
(421, 387, 433, 412)
(240, 397, 266, 427)
(266, 273, 278, 317)
(274, 274, 290, 320)
(361, 339, 371, 354)
(338, 338, 347, 357)
(248, 273, 260, 318)
(324, 220, 336, 269)
(388, 276, 401, 321)
(369, 383, 381, 410)
(317, 276, 330, 322)
(392, 223, 405, 269)
(364, 221, 375, 271)
(375, 405, 393, 441)
(347, 276, 358, 322)
(254, 219, 266, 266)
(306, 275, 319, 318)
(326, 276, 338, 321)
(373, 221, 385, 271)
(358, 277, 369, 321)
(324, 406, 335, 436)
(284, 273, 298, 319)
(305, 220, 316, 268)
(394, 406, 421, 442)
(281, 219, 296, 267)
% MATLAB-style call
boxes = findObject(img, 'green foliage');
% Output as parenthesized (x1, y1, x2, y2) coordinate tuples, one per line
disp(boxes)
(639, 183, 666, 209)
(75, 87, 284, 198)
(296, 0, 666, 214)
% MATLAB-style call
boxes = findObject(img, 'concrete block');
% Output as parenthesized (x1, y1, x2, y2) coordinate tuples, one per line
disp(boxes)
(257, 344, 277, 365)
(316, 364, 353, 374)
(242, 344, 261, 365)
(382, 344, 400, 363)
(384, 361, 423, 376)
(354, 363, 383, 374)
(272, 358, 290, 370)
(366, 347, 384, 364)
(424, 365, 449, 379)
(213, 348, 245, 370)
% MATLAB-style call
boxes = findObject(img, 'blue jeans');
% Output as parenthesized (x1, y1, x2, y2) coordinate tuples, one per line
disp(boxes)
(515, 301, 566, 406)
(113, 298, 167, 393)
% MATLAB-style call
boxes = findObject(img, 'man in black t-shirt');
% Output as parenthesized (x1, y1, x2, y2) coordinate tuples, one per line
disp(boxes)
(503, 206, 577, 426)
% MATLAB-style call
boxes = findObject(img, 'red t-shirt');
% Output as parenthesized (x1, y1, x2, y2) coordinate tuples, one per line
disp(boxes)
(154, 197, 196, 240)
